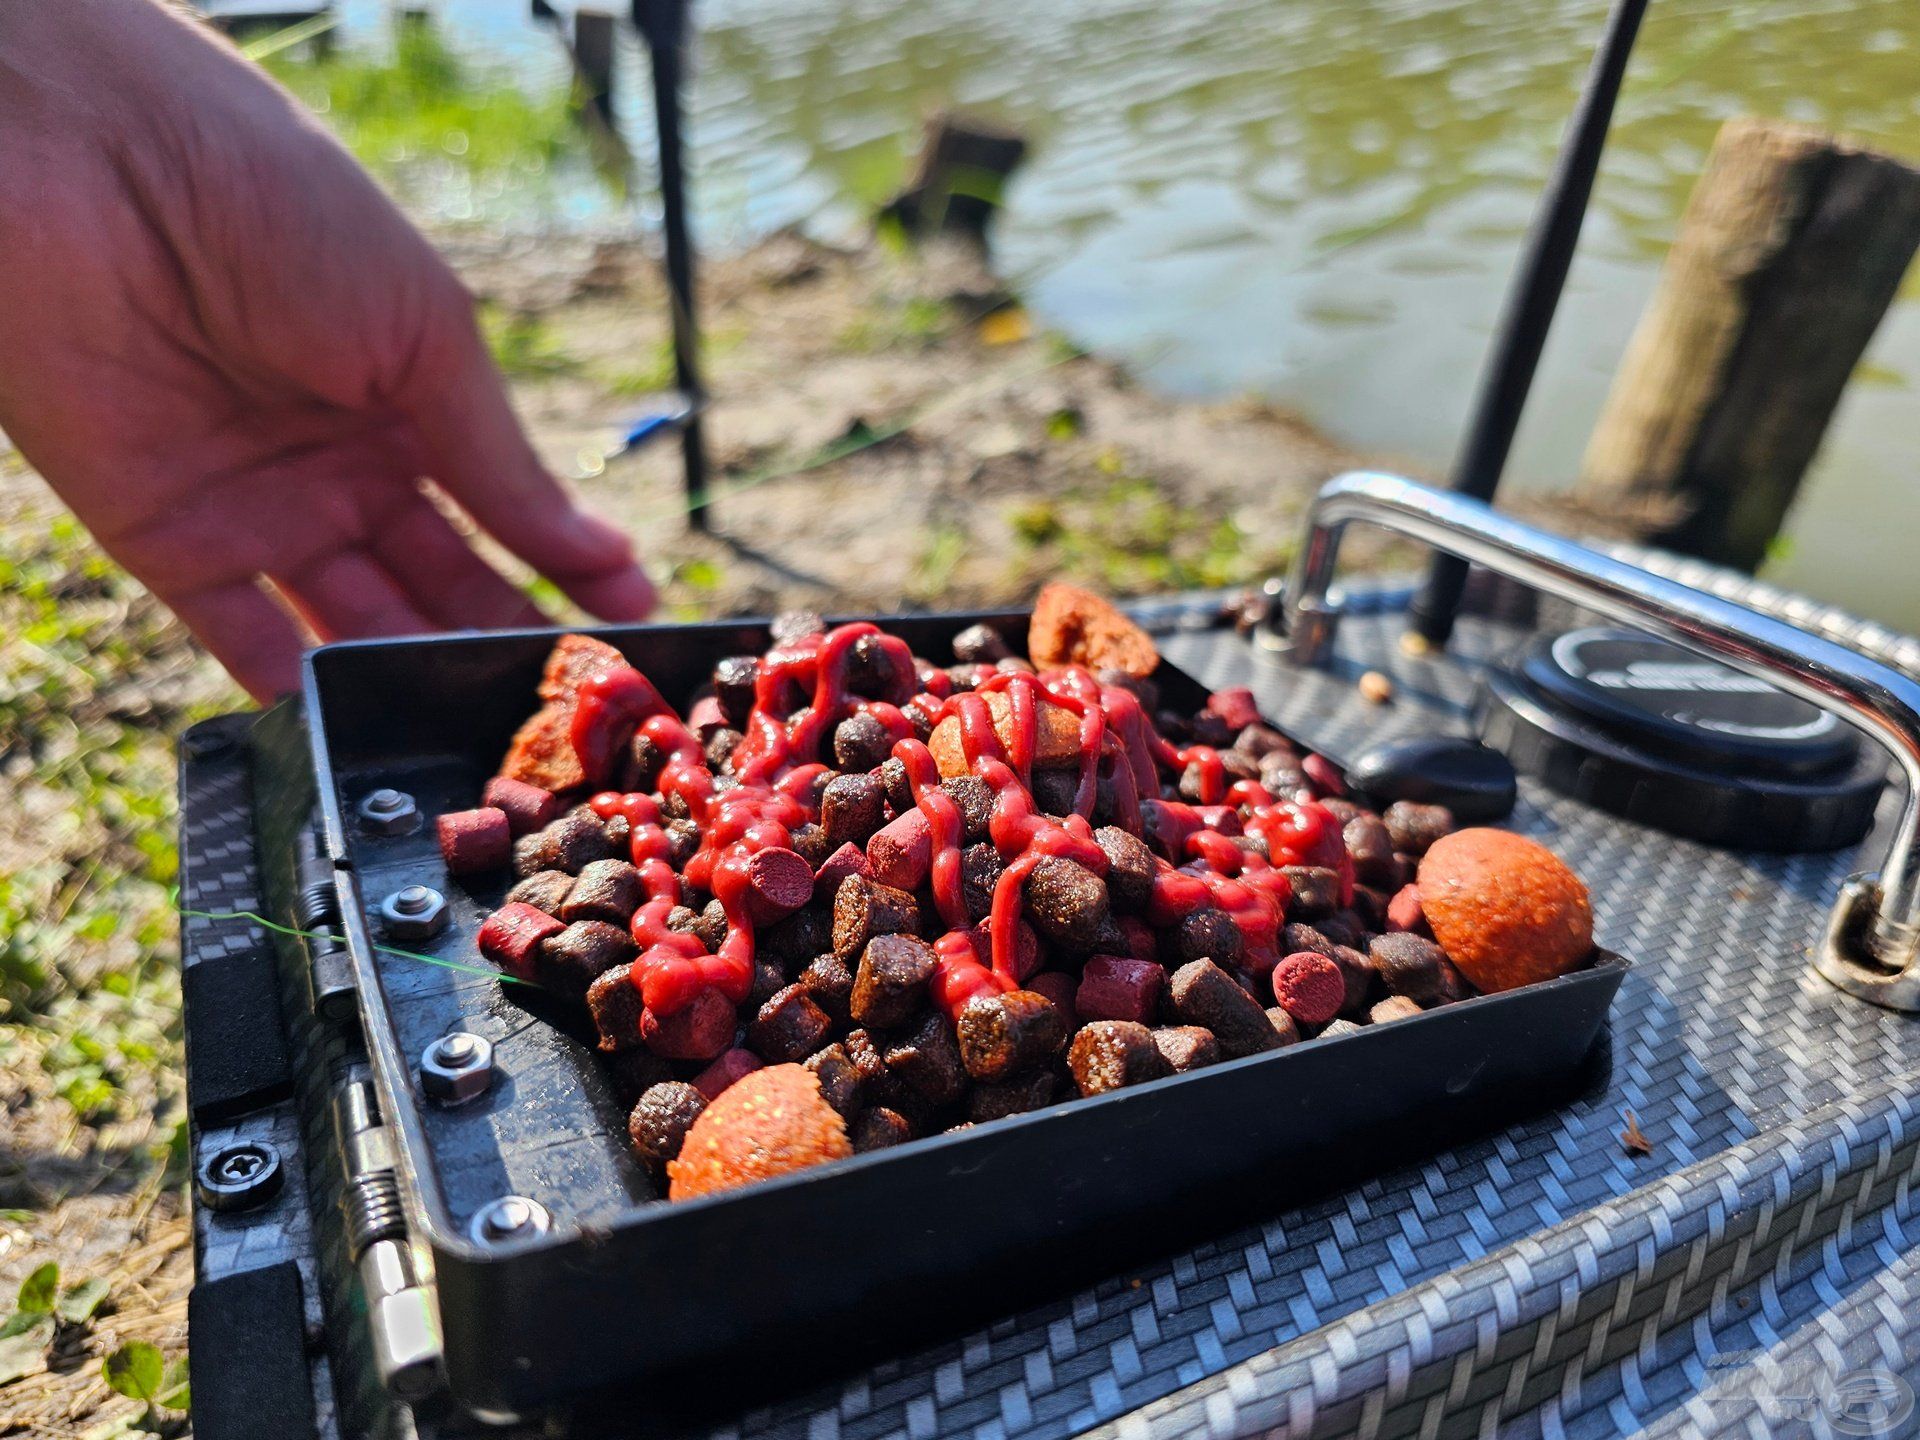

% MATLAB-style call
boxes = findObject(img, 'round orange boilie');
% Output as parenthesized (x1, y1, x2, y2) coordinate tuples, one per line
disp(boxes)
(666, 1065, 852, 1201)
(1416, 829, 1593, 994)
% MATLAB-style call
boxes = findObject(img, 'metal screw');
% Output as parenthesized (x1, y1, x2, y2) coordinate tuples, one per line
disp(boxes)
(357, 787, 421, 835)
(196, 1140, 285, 1213)
(420, 1031, 494, 1106)
(379, 884, 447, 940)
(469, 1195, 551, 1245)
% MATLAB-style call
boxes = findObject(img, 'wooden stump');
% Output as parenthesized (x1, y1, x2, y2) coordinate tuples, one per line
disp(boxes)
(1578, 118, 1920, 571)
(881, 113, 1028, 242)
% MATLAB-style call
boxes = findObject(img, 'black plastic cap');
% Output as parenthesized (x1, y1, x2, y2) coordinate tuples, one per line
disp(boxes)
(1476, 627, 1886, 853)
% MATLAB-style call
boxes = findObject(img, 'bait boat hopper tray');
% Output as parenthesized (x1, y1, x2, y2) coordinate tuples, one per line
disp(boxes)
(177, 476, 1920, 1439)
(298, 612, 1625, 1421)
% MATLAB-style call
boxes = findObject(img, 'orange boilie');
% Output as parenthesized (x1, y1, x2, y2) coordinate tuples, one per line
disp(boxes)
(667, 1065, 852, 1201)
(1417, 829, 1594, 993)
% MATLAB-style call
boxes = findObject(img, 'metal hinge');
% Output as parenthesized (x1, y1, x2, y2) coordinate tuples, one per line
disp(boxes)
(332, 1069, 444, 1403)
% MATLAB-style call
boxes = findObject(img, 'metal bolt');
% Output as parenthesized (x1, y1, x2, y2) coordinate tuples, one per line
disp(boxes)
(469, 1195, 551, 1245)
(196, 1140, 285, 1213)
(420, 1031, 494, 1106)
(357, 787, 421, 835)
(379, 884, 447, 940)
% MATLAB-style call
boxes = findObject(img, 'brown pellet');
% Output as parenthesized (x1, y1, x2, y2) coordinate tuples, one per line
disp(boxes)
(629, 1081, 707, 1165)
(1151, 1025, 1220, 1073)
(1264, 1007, 1303, 1047)
(851, 1107, 912, 1152)
(560, 859, 646, 926)
(1068, 1021, 1170, 1096)
(957, 990, 1067, 1081)
(832, 875, 921, 963)
(586, 964, 646, 1052)
(749, 984, 833, 1063)
(968, 1071, 1056, 1123)
(833, 713, 895, 772)
(883, 1013, 968, 1105)
(821, 772, 889, 849)
(1171, 907, 1245, 969)
(1281, 866, 1342, 918)
(799, 952, 855, 1025)
(1095, 826, 1156, 913)
(961, 842, 1004, 923)
(1369, 933, 1471, 1005)
(850, 932, 939, 1028)
(1022, 856, 1111, 954)
(506, 869, 576, 917)
(1370, 995, 1424, 1024)
(1383, 801, 1455, 856)
(1168, 960, 1279, 1058)
(540, 920, 639, 1000)
(804, 1044, 865, 1120)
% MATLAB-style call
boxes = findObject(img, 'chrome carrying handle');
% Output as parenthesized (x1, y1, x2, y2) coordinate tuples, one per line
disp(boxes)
(1267, 471, 1920, 1013)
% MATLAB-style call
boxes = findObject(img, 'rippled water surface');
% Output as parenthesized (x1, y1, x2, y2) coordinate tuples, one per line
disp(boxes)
(335, 0, 1920, 625)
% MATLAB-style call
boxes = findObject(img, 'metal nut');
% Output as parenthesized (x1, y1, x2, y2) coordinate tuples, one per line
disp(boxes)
(379, 884, 448, 940)
(196, 1140, 285, 1213)
(358, 787, 421, 835)
(469, 1195, 551, 1245)
(420, 1032, 494, 1106)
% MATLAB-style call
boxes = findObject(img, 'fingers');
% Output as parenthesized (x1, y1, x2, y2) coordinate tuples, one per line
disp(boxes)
(400, 311, 656, 621)
(368, 493, 548, 631)
(164, 579, 309, 703)
(273, 546, 436, 643)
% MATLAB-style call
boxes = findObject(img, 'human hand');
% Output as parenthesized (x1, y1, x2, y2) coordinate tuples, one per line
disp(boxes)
(0, 0, 654, 700)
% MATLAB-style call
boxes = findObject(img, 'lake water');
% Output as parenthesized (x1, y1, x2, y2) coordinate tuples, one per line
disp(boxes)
(331, 0, 1920, 627)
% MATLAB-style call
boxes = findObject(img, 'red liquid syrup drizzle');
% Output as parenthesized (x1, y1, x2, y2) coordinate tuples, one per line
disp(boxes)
(573, 624, 914, 1017)
(568, 626, 1349, 1034)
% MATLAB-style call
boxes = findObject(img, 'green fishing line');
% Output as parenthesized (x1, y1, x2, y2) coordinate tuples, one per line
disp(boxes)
(173, 891, 535, 986)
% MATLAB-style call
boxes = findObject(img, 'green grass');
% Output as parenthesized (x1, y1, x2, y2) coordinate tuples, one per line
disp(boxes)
(265, 23, 581, 191)
(1010, 465, 1291, 594)
(835, 296, 954, 354)
(0, 505, 233, 1183)
(480, 305, 582, 379)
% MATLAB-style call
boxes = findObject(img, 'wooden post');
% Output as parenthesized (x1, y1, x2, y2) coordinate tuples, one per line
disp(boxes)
(572, 8, 617, 130)
(1578, 118, 1920, 571)
(881, 113, 1028, 242)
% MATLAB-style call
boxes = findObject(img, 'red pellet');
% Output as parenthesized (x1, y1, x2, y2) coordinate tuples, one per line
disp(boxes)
(1386, 883, 1428, 935)
(1301, 753, 1346, 798)
(691, 1047, 765, 1101)
(685, 694, 728, 738)
(1025, 972, 1080, 1031)
(739, 847, 815, 926)
(866, 807, 933, 891)
(1206, 687, 1262, 732)
(1271, 951, 1345, 1027)
(813, 841, 871, 903)
(481, 777, 560, 836)
(438, 807, 512, 875)
(1075, 956, 1165, 1025)
(477, 902, 562, 977)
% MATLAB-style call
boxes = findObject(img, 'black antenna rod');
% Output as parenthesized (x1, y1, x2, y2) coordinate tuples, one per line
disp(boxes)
(1404, 0, 1650, 650)
(632, 0, 712, 530)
